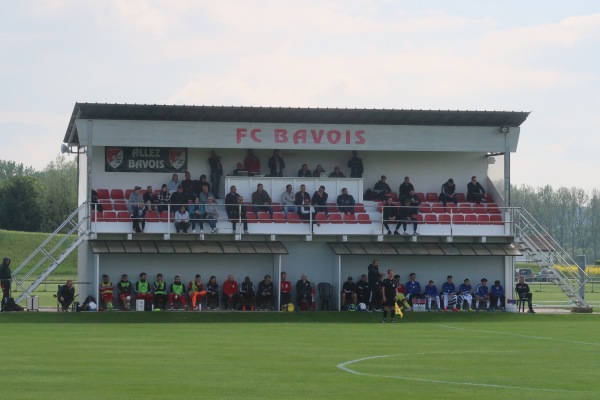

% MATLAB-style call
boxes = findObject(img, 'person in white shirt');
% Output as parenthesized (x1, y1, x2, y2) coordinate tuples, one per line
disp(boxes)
(174, 205, 191, 233)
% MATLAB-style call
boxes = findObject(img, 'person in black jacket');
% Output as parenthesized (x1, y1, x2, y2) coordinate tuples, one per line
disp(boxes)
(257, 275, 274, 310)
(367, 260, 383, 311)
(0, 257, 11, 307)
(398, 198, 419, 236)
(398, 176, 415, 202)
(311, 185, 329, 217)
(382, 197, 400, 235)
(439, 178, 457, 209)
(240, 276, 256, 311)
(347, 151, 364, 178)
(295, 274, 312, 311)
(515, 276, 535, 313)
(268, 149, 285, 177)
(58, 280, 75, 311)
(373, 175, 392, 200)
(467, 176, 487, 204)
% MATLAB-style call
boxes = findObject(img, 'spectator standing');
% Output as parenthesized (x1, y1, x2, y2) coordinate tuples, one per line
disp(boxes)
(268, 149, 285, 177)
(467, 176, 487, 204)
(336, 188, 356, 214)
(244, 149, 261, 175)
(347, 150, 364, 178)
(297, 164, 312, 177)
(0, 257, 12, 307)
(208, 150, 223, 199)
(129, 192, 146, 233)
(281, 184, 296, 218)
(367, 260, 383, 311)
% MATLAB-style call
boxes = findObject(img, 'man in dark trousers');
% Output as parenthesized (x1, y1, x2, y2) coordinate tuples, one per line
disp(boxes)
(295, 274, 312, 311)
(58, 280, 75, 311)
(515, 276, 535, 313)
(368, 259, 383, 311)
(347, 150, 364, 178)
(0, 257, 11, 308)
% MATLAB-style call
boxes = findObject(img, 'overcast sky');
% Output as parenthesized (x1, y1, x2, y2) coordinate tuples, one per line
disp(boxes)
(1, 0, 598, 191)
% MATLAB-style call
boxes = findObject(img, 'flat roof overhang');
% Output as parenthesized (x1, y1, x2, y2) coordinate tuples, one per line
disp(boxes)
(328, 242, 521, 256)
(90, 240, 288, 255)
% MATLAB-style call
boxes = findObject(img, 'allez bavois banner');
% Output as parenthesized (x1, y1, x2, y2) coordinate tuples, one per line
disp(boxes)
(105, 147, 187, 173)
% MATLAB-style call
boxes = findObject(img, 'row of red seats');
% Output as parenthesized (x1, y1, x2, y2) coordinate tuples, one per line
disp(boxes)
(90, 211, 372, 224)
(377, 202, 501, 214)
(386, 192, 495, 203)
(412, 213, 504, 225)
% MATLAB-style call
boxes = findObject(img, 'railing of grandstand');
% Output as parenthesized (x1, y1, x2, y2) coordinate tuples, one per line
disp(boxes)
(89, 201, 515, 237)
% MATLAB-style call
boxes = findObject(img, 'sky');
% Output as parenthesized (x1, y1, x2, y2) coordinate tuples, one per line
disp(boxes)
(1, 0, 598, 191)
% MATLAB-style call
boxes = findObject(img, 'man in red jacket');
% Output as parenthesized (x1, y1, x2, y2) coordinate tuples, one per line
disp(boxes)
(222, 274, 240, 311)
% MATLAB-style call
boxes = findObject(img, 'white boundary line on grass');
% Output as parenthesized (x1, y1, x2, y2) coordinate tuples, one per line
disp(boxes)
(337, 349, 594, 393)
(437, 324, 600, 347)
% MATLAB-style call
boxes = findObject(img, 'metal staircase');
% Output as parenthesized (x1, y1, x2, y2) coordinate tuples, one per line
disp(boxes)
(512, 208, 590, 308)
(12, 202, 89, 304)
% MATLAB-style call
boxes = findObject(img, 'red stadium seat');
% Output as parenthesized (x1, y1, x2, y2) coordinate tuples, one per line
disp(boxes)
(98, 199, 113, 211)
(160, 211, 172, 222)
(96, 189, 110, 199)
(413, 214, 423, 223)
(257, 212, 272, 222)
(486, 194, 495, 203)
(487, 204, 501, 214)
(272, 212, 286, 223)
(125, 189, 134, 199)
(447, 203, 458, 212)
(426, 193, 438, 202)
(246, 214, 257, 223)
(389, 192, 398, 201)
(415, 192, 425, 202)
(464, 214, 477, 224)
(424, 214, 438, 224)
(490, 215, 503, 225)
(90, 211, 100, 222)
(286, 213, 301, 223)
(477, 214, 490, 224)
(329, 213, 342, 224)
(432, 205, 446, 214)
(455, 193, 466, 203)
(438, 214, 451, 225)
(110, 189, 124, 200)
(458, 204, 472, 214)
(100, 211, 116, 222)
(271, 202, 282, 212)
(376, 202, 384, 213)
(419, 204, 432, 213)
(316, 214, 329, 224)
(451, 214, 464, 225)
(146, 211, 159, 222)
(117, 212, 131, 222)
(343, 213, 357, 224)
(327, 203, 338, 213)
(473, 204, 486, 214)
(357, 213, 371, 224)
(113, 200, 127, 211)
(354, 203, 366, 213)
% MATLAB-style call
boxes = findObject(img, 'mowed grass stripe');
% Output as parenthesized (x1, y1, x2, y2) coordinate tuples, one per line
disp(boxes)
(1, 316, 599, 399)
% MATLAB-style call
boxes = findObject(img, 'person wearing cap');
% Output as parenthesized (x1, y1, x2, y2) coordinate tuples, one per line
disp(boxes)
(128, 186, 146, 233)
(475, 278, 491, 311)
(467, 176, 487, 204)
(341, 276, 357, 307)
(373, 175, 392, 201)
(0, 257, 12, 307)
(490, 280, 506, 311)
(347, 150, 363, 178)
(170, 184, 188, 211)
(439, 178, 458, 210)
(295, 274, 312, 311)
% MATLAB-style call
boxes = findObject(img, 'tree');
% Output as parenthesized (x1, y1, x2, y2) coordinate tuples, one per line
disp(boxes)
(38, 155, 78, 232)
(0, 160, 36, 181)
(0, 175, 43, 232)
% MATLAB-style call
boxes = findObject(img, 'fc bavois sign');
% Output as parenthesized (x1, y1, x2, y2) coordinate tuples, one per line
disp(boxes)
(105, 147, 187, 173)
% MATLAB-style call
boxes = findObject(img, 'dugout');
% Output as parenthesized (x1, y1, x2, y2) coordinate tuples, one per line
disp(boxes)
(62, 104, 529, 309)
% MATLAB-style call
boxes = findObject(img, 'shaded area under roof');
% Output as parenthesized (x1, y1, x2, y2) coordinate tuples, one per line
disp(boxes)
(64, 103, 530, 144)
(328, 242, 521, 256)
(90, 240, 288, 255)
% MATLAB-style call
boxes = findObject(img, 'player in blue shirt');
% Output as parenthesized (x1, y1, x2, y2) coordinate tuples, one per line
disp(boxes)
(458, 278, 473, 311)
(475, 278, 491, 311)
(424, 280, 440, 311)
(441, 275, 457, 311)
(490, 280, 506, 311)
(405, 272, 422, 305)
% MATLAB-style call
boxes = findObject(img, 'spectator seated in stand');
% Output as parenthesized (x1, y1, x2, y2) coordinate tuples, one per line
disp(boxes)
(143, 185, 158, 212)
(297, 164, 312, 177)
(311, 185, 329, 217)
(373, 175, 392, 200)
(313, 164, 325, 177)
(168, 173, 179, 194)
(157, 184, 171, 213)
(467, 176, 487, 204)
(329, 166, 346, 178)
(337, 188, 356, 214)
(174, 205, 191, 233)
(252, 183, 273, 219)
(439, 178, 458, 210)
(281, 184, 296, 218)
(398, 176, 415, 202)
(170, 185, 188, 212)
(198, 184, 215, 204)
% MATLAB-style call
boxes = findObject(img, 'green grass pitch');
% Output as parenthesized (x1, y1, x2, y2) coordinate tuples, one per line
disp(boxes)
(1, 312, 599, 400)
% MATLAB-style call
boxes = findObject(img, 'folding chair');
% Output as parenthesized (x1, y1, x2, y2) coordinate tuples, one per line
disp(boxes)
(318, 283, 333, 311)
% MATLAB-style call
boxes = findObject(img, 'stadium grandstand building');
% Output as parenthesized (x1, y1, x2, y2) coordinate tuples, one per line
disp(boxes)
(61, 103, 530, 309)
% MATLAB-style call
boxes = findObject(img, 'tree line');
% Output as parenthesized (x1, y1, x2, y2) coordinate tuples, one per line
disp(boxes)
(511, 185, 600, 263)
(1, 157, 598, 262)
(0, 157, 77, 233)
